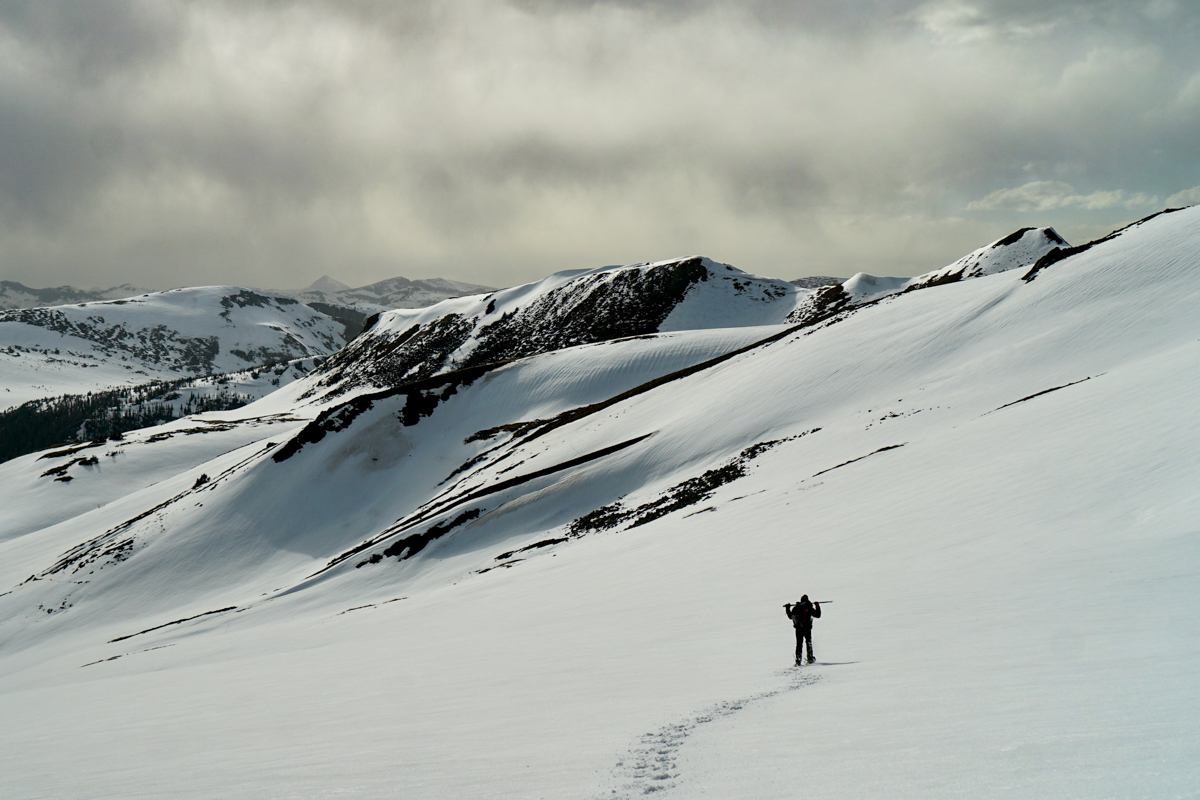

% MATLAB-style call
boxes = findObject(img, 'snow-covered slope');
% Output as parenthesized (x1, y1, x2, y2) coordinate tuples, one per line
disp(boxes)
(787, 226, 1066, 323)
(1, 211, 1198, 798)
(0, 356, 324, 462)
(0, 287, 344, 412)
(303, 256, 809, 398)
(305, 232, 1064, 401)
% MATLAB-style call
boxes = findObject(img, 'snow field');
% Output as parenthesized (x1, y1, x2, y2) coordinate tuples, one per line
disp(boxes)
(0, 208, 1198, 798)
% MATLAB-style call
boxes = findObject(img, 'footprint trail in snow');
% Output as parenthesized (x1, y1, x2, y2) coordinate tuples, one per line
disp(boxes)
(604, 667, 822, 797)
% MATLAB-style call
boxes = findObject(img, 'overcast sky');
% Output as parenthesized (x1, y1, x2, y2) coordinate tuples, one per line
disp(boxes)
(1, 0, 1198, 291)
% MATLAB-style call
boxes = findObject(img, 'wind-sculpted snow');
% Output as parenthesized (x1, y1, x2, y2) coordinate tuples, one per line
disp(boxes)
(0, 411, 308, 547)
(474, 432, 821, 572)
(272, 359, 511, 463)
(1, 210, 1199, 799)
(1021, 207, 1188, 283)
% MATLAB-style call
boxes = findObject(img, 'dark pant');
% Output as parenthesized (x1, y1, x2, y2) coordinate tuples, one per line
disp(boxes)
(794, 627, 814, 663)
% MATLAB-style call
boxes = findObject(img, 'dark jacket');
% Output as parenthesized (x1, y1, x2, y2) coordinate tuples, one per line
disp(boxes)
(786, 600, 821, 633)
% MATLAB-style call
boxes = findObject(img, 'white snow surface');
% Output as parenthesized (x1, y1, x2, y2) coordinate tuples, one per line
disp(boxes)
(1, 211, 1199, 798)
(0, 287, 344, 411)
(840, 226, 1065, 303)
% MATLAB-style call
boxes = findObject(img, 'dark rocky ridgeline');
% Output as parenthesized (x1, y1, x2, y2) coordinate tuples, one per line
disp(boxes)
(463, 257, 709, 366)
(789, 276, 844, 290)
(304, 257, 713, 396)
(925, 226, 1063, 286)
(567, 431, 818, 536)
(301, 313, 476, 394)
(785, 283, 860, 327)
(218, 289, 298, 317)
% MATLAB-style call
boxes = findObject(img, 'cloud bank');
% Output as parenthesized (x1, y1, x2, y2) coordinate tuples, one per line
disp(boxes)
(966, 181, 1159, 212)
(0, 0, 1198, 290)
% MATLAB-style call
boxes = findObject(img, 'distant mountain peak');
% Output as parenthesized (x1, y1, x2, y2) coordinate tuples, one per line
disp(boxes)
(305, 275, 351, 294)
(284, 274, 498, 313)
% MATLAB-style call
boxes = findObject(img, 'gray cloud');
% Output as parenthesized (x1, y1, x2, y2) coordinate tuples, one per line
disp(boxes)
(1165, 185, 1200, 206)
(0, 0, 1198, 291)
(966, 181, 1158, 212)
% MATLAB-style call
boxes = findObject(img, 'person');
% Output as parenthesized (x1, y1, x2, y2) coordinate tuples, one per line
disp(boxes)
(784, 595, 821, 665)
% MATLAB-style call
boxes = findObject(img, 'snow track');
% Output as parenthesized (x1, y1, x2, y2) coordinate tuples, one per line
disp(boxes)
(606, 669, 823, 798)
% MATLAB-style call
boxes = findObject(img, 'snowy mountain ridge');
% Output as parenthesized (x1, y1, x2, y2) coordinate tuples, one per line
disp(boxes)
(0, 286, 344, 413)
(300, 256, 803, 399)
(786, 226, 1067, 323)
(0, 210, 1197, 798)
(0, 280, 147, 311)
(303, 227, 1065, 400)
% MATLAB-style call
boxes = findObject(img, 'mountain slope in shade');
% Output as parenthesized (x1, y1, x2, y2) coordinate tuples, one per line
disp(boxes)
(0, 287, 344, 412)
(0, 211, 1197, 798)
